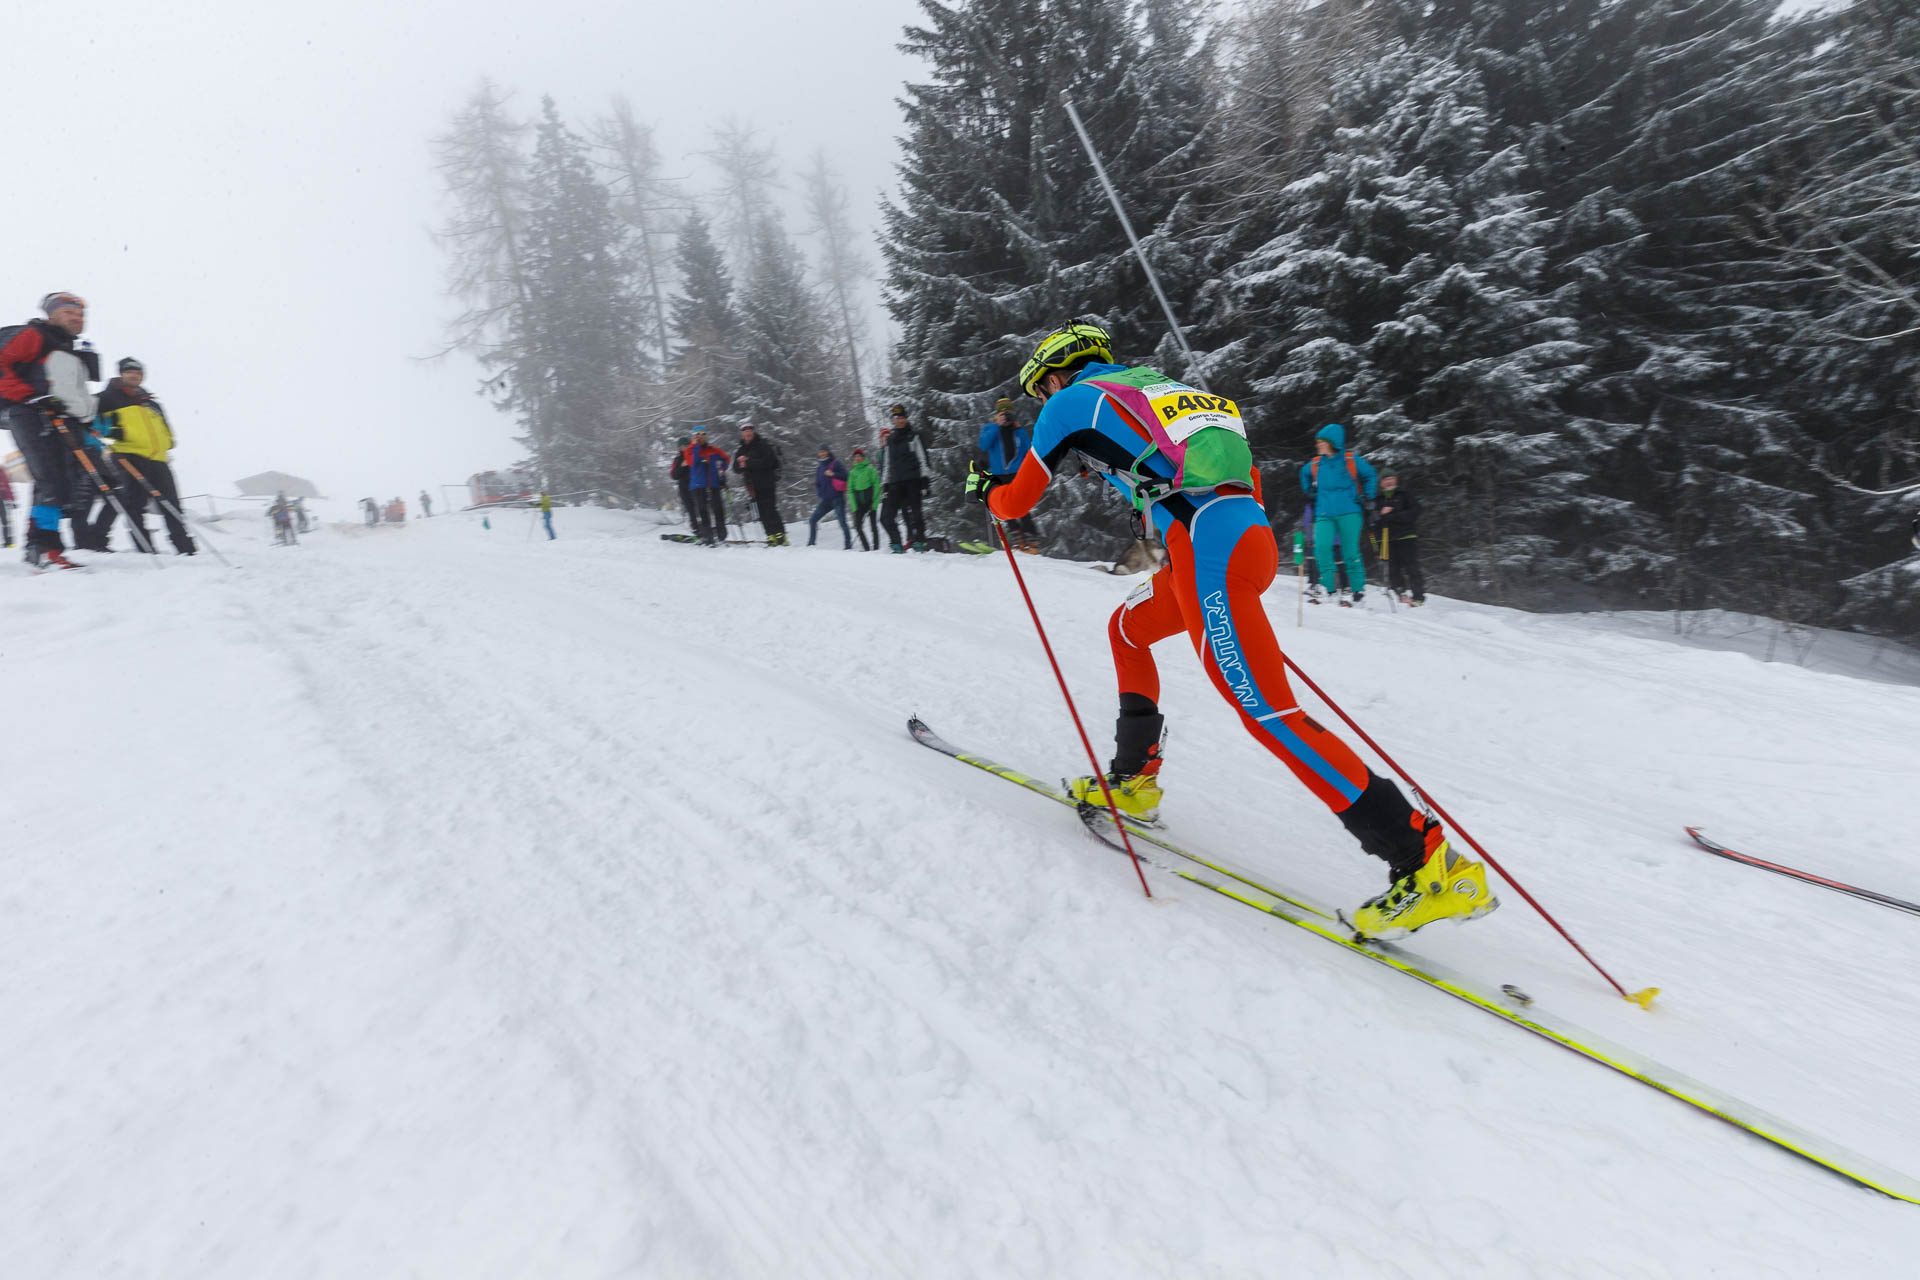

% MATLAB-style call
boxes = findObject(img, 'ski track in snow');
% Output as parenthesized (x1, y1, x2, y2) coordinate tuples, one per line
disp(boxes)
(4, 508, 1918, 1278)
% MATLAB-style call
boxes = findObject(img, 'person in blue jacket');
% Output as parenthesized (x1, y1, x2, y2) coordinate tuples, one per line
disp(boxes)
(977, 398, 1039, 550)
(1299, 424, 1378, 605)
(807, 445, 852, 548)
(682, 427, 732, 544)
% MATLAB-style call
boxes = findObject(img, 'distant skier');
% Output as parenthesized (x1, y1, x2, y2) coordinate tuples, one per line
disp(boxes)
(734, 424, 787, 546)
(419, 490, 433, 519)
(682, 428, 731, 544)
(1299, 425, 1378, 607)
(362, 497, 379, 527)
(0, 292, 92, 568)
(846, 447, 881, 551)
(879, 404, 930, 553)
(96, 357, 196, 555)
(293, 497, 310, 533)
(970, 323, 1493, 939)
(539, 491, 555, 540)
(1375, 474, 1425, 605)
(977, 397, 1038, 552)
(807, 445, 851, 549)
(267, 491, 297, 546)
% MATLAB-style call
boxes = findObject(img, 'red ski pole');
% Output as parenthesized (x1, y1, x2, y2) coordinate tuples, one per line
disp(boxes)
(995, 520, 1152, 898)
(1281, 652, 1657, 1008)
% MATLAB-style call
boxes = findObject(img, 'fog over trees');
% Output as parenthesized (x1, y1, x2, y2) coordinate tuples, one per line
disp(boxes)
(434, 0, 1920, 640)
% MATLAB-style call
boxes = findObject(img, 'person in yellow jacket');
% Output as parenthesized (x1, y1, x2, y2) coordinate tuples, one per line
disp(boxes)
(538, 491, 556, 540)
(96, 357, 196, 554)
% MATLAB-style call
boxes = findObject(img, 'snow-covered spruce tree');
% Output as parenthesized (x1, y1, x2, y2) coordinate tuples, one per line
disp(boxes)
(1200, 47, 1621, 602)
(521, 96, 648, 497)
(665, 212, 746, 437)
(736, 213, 843, 512)
(881, 0, 1215, 554)
(1750, 0, 1920, 636)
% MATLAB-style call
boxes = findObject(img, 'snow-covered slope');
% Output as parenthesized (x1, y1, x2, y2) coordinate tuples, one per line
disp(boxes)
(6, 508, 1919, 1278)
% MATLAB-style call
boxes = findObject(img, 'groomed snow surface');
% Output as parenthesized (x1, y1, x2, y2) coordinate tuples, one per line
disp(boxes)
(6, 505, 1919, 1278)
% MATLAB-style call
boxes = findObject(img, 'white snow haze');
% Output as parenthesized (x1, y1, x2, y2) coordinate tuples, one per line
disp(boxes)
(1, 0, 920, 502)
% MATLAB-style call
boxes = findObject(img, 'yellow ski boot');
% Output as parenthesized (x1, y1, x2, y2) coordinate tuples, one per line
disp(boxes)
(1347, 838, 1498, 940)
(1069, 771, 1163, 824)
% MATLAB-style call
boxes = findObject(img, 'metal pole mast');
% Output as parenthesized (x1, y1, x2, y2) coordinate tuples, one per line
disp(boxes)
(1060, 91, 1205, 389)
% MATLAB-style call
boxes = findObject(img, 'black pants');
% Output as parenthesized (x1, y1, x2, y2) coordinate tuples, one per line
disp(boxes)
(744, 476, 785, 540)
(880, 481, 926, 548)
(106, 456, 194, 552)
(678, 485, 705, 538)
(851, 499, 879, 550)
(692, 487, 728, 541)
(0, 494, 11, 547)
(1386, 536, 1425, 601)
(5, 403, 77, 552)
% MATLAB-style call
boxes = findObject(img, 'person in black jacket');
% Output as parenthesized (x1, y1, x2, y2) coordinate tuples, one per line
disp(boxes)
(733, 424, 787, 546)
(879, 404, 930, 552)
(667, 435, 706, 539)
(1376, 474, 1425, 605)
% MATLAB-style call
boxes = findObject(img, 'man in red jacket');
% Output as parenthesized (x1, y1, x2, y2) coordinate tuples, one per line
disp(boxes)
(0, 292, 91, 568)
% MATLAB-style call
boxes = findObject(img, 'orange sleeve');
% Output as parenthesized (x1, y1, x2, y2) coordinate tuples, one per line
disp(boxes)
(987, 450, 1052, 520)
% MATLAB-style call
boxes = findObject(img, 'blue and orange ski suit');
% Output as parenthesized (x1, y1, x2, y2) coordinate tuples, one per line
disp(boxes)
(987, 362, 1433, 875)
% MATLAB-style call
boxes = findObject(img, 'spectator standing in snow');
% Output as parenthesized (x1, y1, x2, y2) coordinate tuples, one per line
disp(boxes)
(807, 445, 852, 548)
(419, 490, 433, 518)
(682, 428, 730, 544)
(879, 404, 930, 552)
(44, 336, 106, 550)
(362, 497, 378, 527)
(96, 357, 196, 554)
(1299, 424, 1378, 606)
(668, 435, 704, 539)
(539, 491, 555, 540)
(977, 398, 1038, 552)
(1375, 474, 1425, 606)
(846, 447, 880, 551)
(0, 292, 93, 568)
(0, 456, 14, 548)
(733, 424, 787, 546)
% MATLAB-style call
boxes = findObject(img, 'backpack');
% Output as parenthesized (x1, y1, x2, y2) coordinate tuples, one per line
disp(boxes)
(1308, 451, 1361, 493)
(1079, 368, 1254, 509)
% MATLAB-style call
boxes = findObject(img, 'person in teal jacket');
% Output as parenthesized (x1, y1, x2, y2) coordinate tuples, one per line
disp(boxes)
(1298, 424, 1378, 604)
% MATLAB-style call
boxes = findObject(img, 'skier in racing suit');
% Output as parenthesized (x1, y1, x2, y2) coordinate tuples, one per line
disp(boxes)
(969, 323, 1496, 939)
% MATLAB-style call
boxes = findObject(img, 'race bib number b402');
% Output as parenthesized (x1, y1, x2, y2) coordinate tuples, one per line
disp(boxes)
(1142, 382, 1245, 444)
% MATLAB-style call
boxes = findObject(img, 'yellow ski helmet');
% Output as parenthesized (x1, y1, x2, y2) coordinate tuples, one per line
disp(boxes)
(1018, 323, 1113, 398)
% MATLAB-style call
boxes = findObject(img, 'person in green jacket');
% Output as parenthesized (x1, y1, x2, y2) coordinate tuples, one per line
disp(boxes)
(846, 447, 882, 551)
(539, 491, 555, 540)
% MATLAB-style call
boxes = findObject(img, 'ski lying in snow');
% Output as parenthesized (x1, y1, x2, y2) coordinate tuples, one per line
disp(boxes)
(1685, 827, 1920, 918)
(908, 717, 1920, 1205)
(660, 533, 767, 547)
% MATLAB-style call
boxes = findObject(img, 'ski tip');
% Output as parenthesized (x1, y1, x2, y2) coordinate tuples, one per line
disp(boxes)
(1627, 987, 1661, 1010)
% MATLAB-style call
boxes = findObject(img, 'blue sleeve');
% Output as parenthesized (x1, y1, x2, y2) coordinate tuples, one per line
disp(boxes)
(1029, 381, 1106, 470)
(1299, 463, 1313, 496)
(1357, 455, 1378, 499)
(977, 423, 995, 453)
(1017, 427, 1032, 458)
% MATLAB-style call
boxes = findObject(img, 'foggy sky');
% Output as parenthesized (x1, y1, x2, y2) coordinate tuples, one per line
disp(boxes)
(4, 0, 922, 505)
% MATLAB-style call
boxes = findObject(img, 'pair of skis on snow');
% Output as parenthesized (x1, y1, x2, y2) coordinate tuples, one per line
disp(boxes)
(908, 718, 1920, 1206)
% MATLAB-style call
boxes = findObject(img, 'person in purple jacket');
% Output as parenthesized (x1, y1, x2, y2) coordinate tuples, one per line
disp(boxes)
(807, 445, 852, 548)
